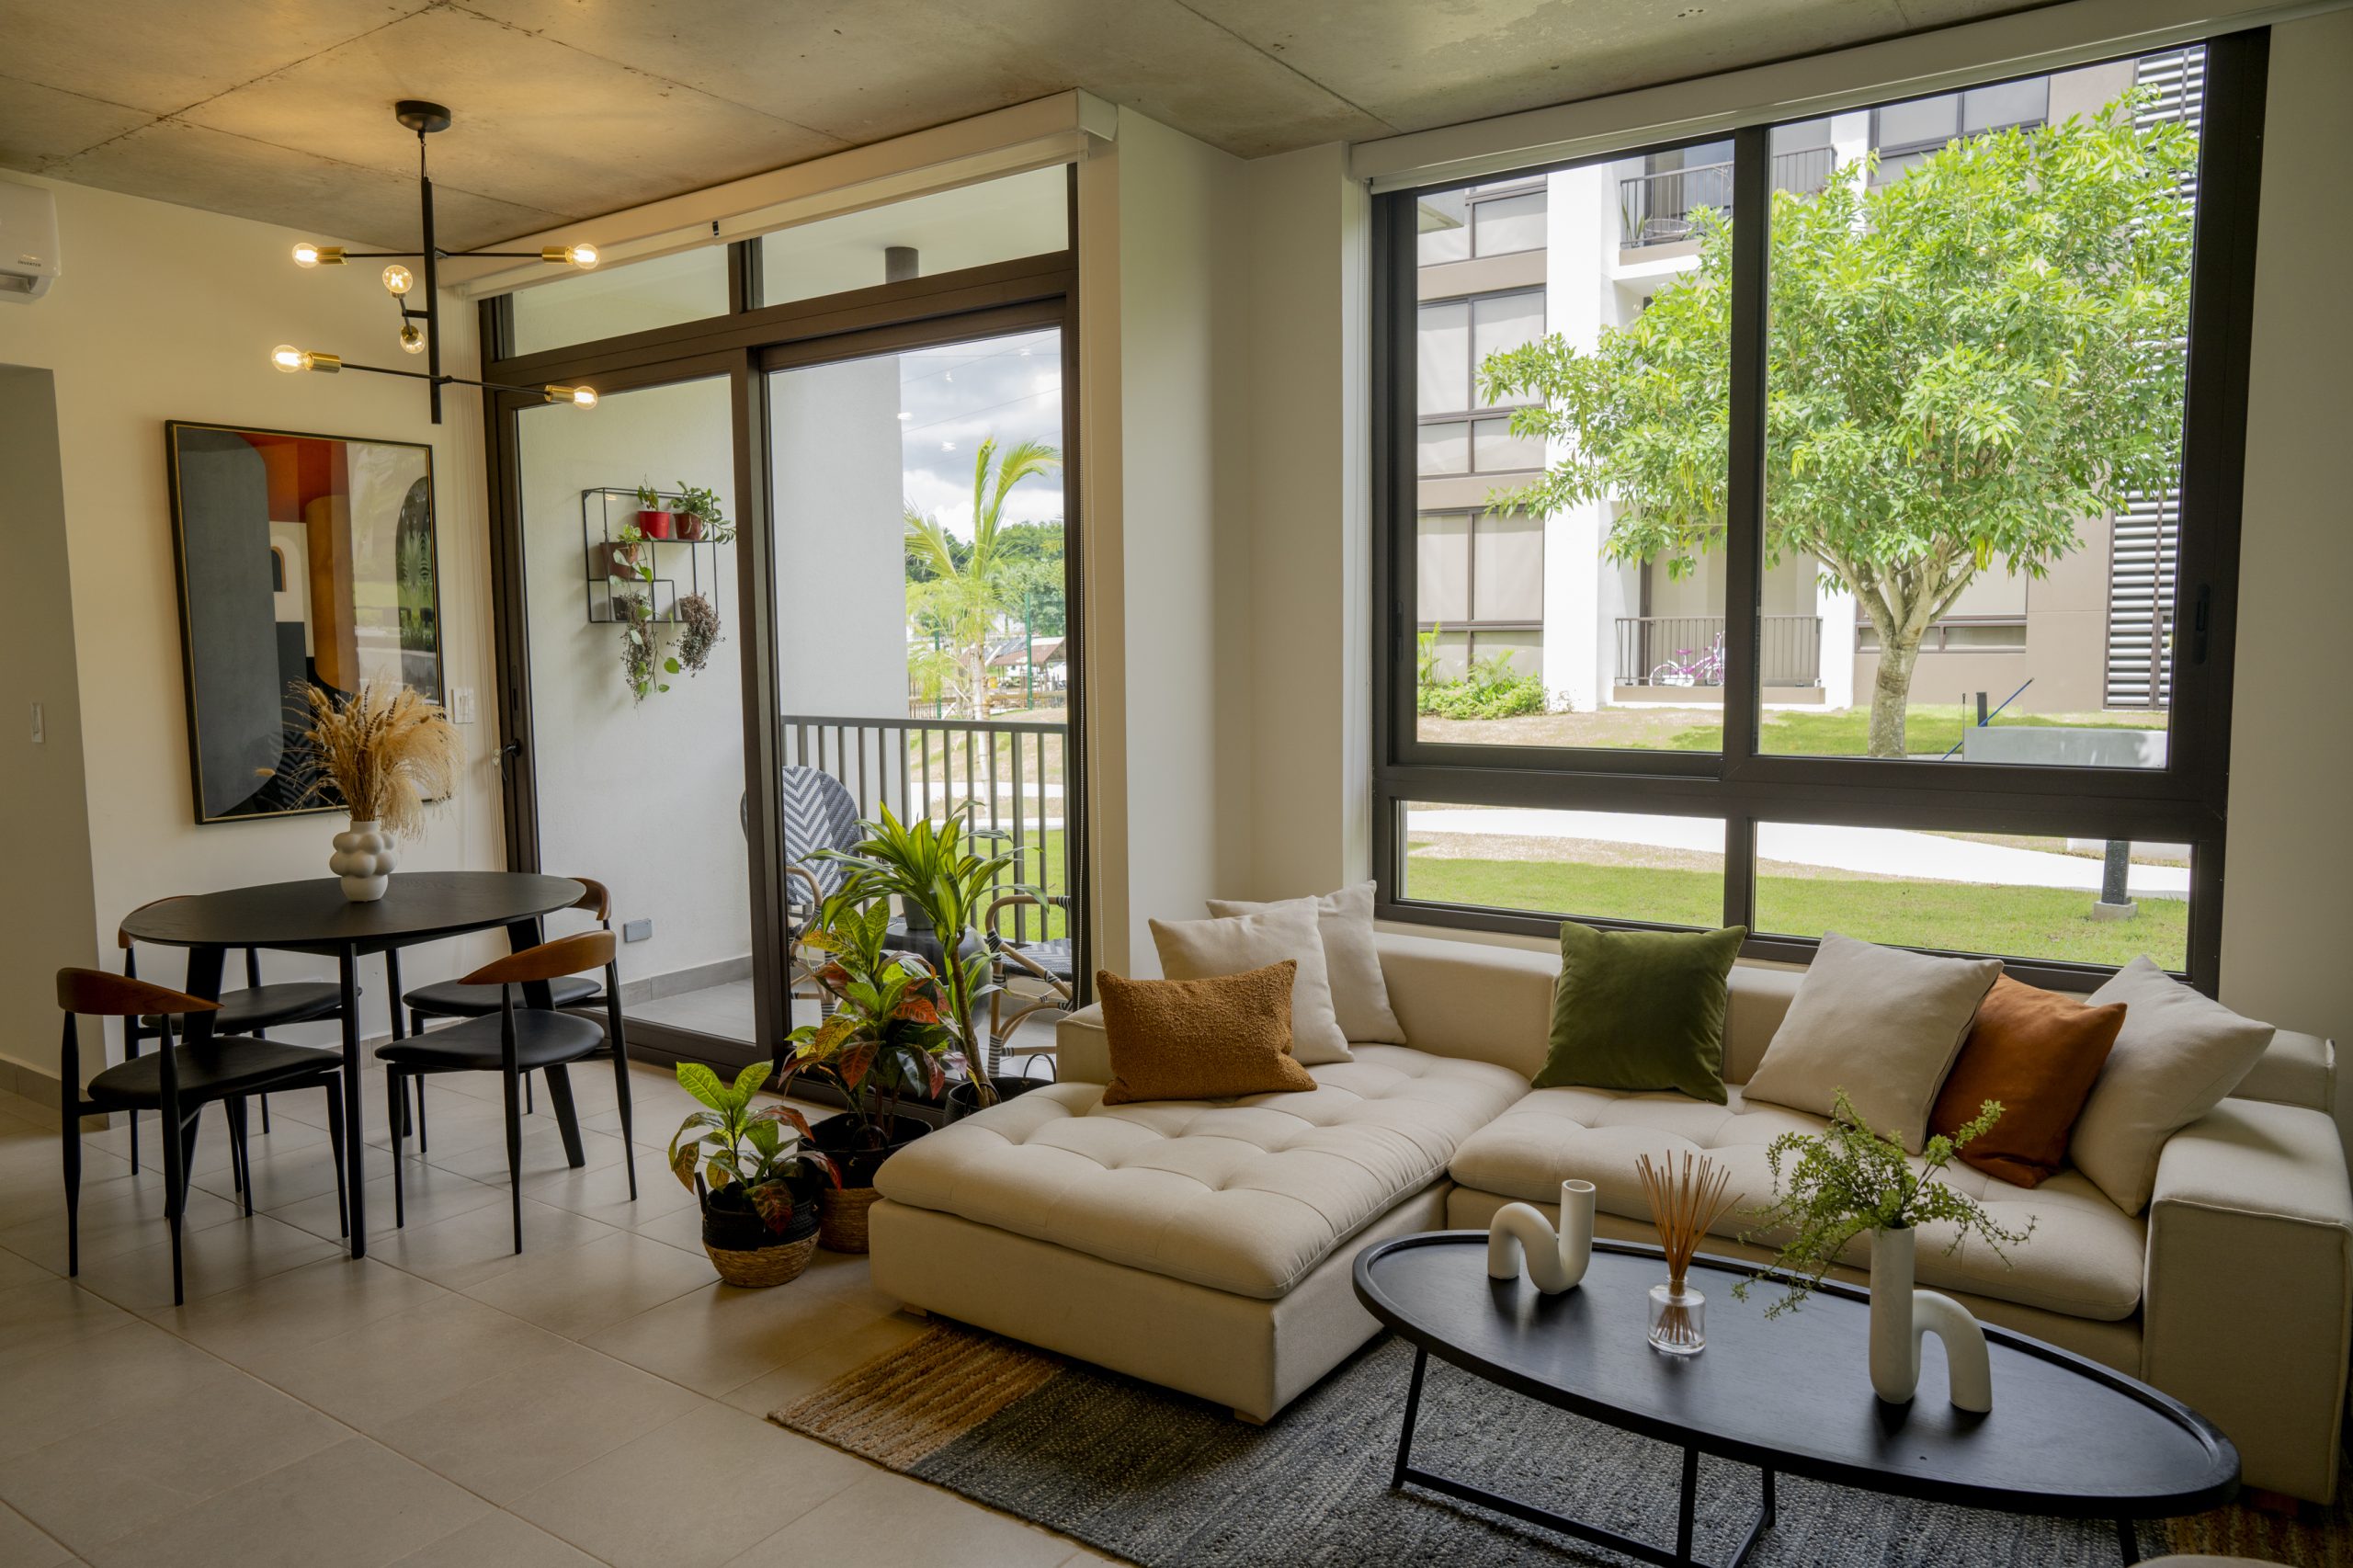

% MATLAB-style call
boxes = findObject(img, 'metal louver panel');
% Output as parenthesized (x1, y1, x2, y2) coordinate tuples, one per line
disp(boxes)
(2106, 46, 2203, 710)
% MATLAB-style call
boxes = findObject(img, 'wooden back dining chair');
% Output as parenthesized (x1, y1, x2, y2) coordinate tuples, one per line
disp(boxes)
(376, 927, 632, 1254)
(57, 969, 348, 1305)
(119, 895, 352, 1172)
(387, 877, 612, 1140)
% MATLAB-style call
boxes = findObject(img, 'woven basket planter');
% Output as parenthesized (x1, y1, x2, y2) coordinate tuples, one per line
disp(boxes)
(706, 1231, 820, 1288)
(819, 1185, 884, 1254)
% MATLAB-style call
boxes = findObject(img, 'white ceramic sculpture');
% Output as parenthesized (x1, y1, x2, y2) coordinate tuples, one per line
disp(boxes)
(1486, 1178, 1597, 1293)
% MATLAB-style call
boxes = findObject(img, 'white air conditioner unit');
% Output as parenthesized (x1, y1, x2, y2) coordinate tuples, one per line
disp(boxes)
(0, 179, 60, 302)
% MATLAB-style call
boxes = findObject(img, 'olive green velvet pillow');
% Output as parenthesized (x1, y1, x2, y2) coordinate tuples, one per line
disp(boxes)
(1534, 922, 1748, 1104)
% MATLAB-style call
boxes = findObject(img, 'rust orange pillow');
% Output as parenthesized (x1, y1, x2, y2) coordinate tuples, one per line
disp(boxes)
(1930, 975, 2126, 1188)
(1095, 961, 1315, 1106)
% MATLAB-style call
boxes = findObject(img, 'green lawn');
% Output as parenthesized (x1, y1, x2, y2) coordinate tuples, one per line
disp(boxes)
(1404, 853, 2185, 969)
(1673, 704, 2165, 757)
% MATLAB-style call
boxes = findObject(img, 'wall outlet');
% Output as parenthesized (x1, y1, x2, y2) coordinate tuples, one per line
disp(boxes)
(621, 918, 653, 943)
(450, 687, 477, 724)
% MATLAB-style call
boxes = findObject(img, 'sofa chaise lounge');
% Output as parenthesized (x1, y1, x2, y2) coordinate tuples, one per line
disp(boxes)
(868, 931, 2353, 1502)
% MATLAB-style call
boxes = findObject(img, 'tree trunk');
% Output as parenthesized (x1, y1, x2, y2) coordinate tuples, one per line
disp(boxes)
(1868, 632, 1923, 758)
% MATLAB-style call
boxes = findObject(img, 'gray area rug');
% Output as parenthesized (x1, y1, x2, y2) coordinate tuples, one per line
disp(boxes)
(771, 1323, 2285, 1567)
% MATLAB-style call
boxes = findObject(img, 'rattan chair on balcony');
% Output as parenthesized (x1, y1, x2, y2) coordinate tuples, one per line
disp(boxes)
(983, 892, 1074, 1079)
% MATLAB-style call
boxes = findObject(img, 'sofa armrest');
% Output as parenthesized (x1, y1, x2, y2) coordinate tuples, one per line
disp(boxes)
(2143, 1098, 2353, 1502)
(1056, 1003, 1110, 1085)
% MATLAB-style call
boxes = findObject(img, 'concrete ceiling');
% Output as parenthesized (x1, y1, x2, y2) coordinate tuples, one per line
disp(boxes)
(0, 0, 2053, 250)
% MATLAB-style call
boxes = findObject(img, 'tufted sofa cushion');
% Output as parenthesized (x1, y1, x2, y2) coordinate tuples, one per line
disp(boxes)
(873, 1045, 1529, 1299)
(1450, 1085, 2146, 1321)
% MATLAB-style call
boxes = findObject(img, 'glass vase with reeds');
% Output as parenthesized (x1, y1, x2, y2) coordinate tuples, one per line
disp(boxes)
(1637, 1150, 1740, 1356)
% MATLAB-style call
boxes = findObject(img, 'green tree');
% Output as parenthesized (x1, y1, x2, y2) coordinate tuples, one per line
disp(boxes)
(904, 437, 1062, 717)
(1483, 99, 2196, 756)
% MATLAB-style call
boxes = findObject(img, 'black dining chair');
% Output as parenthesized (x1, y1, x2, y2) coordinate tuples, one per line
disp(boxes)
(119, 895, 350, 1174)
(57, 969, 348, 1305)
(379, 928, 634, 1253)
(387, 876, 611, 1141)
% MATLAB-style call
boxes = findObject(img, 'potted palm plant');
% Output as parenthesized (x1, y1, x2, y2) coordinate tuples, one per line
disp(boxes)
(817, 804, 1032, 1118)
(778, 892, 956, 1252)
(669, 1060, 839, 1287)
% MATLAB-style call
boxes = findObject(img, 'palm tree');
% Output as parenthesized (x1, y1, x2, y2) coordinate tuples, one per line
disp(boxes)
(904, 436, 1062, 718)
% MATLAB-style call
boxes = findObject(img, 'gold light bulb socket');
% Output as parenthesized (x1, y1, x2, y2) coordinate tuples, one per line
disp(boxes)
(544, 383, 597, 408)
(399, 323, 426, 355)
(542, 243, 599, 269)
(292, 244, 346, 267)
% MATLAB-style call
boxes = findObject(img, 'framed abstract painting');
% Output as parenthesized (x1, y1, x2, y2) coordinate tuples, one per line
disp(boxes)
(165, 421, 442, 824)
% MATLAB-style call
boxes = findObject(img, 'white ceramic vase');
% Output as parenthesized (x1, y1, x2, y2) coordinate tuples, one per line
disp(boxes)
(1485, 1178, 1597, 1293)
(329, 817, 398, 903)
(1869, 1224, 1994, 1411)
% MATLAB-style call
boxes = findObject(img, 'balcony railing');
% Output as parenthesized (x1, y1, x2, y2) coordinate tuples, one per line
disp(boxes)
(1617, 147, 1840, 246)
(1614, 615, 1823, 688)
(779, 712, 1070, 946)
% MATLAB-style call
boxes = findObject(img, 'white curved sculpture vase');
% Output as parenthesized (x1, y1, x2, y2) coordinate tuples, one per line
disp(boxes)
(330, 817, 398, 903)
(1486, 1179, 1597, 1294)
(1869, 1225, 1993, 1412)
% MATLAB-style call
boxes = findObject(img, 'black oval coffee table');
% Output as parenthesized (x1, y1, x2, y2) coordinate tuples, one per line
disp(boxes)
(120, 872, 585, 1258)
(1354, 1233, 2236, 1568)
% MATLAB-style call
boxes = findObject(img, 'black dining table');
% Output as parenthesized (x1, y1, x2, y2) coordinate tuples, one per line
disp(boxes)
(117, 871, 586, 1257)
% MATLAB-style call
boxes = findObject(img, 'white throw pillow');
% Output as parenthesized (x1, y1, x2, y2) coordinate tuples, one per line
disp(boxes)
(1149, 901, 1352, 1065)
(1206, 882, 1406, 1045)
(2070, 957, 2275, 1215)
(1742, 933, 2002, 1153)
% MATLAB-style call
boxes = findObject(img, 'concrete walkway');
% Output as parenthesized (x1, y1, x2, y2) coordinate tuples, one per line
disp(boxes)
(1406, 808, 2190, 900)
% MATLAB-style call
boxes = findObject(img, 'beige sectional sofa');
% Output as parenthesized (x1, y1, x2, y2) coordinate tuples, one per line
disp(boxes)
(868, 931, 2353, 1502)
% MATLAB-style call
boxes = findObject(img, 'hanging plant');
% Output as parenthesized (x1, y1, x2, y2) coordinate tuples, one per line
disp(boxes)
(616, 592, 679, 703)
(676, 592, 722, 675)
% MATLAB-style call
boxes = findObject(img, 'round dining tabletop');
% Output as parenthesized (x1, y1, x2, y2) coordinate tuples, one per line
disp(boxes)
(119, 871, 585, 955)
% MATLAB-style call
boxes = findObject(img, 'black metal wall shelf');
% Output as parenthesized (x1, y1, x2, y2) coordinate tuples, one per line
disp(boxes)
(581, 487, 722, 625)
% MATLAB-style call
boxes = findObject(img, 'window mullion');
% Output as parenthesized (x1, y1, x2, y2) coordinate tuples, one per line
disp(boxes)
(1721, 125, 1769, 777)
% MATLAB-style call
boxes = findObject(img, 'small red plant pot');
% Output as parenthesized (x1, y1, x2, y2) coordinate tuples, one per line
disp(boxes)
(635, 509, 674, 539)
(676, 513, 707, 541)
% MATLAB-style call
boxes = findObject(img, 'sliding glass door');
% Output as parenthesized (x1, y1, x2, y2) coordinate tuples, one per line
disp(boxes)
(763, 318, 1078, 1059)
(512, 372, 756, 1046)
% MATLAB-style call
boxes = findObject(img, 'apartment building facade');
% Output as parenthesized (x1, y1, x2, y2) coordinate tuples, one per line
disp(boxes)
(1413, 51, 2199, 719)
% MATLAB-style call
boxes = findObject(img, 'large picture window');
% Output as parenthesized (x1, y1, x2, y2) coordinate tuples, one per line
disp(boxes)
(1371, 34, 2262, 990)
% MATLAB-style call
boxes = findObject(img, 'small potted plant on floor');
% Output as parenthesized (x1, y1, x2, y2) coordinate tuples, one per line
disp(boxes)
(778, 892, 956, 1252)
(671, 482, 733, 543)
(670, 1060, 838, 1287)
(633, 483, 674, 539)
(818, 804, 1034, 1119)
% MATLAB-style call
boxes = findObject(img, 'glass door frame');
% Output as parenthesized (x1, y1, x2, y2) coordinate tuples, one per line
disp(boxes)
(480, 234, 1084, 1073)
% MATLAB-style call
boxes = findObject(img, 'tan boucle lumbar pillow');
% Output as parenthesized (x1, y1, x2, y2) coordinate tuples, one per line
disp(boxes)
(1095, 961, 1316, 1106)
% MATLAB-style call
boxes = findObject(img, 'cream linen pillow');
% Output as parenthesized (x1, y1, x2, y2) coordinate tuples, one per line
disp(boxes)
(1149, 900, 1351, 1065)
(1206, 881, 1406, 1045)
(1742, 933, 2002, 1153)
(2070, 957, 2276, 1214)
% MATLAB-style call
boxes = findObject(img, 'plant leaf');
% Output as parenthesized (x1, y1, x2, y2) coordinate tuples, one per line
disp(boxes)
(676, 1062, 728, 1111)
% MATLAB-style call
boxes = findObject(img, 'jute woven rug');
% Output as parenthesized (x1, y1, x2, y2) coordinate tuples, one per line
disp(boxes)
(774, 1322, 2353, 1568)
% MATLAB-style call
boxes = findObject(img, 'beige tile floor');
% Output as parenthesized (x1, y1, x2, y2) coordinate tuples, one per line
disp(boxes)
(0, 1066, 1114, 1568)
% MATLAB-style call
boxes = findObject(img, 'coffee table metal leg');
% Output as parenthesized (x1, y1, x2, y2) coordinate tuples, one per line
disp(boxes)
(2116, 1518, 2140, 1564)
(1391, 1346, 1428, 1491)
(1676, 1448, 1699, 1562)
(1386, 1346, 1771, 1568)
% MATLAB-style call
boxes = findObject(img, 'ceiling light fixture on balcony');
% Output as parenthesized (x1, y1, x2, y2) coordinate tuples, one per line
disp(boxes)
(275, 101, 599, 422)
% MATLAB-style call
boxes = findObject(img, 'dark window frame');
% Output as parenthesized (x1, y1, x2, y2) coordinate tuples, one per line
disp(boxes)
(1370, 32, 2267, 994)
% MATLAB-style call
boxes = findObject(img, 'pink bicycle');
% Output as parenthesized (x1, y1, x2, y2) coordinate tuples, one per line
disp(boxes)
(1649, 633, 1726, 687)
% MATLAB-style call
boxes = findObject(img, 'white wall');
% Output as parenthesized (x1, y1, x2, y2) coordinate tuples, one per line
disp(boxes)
(2220, 7, 2353, 1137)
(0, 176, 502, 1081)
(516, 376, 752, 994)
(1076, 110, 1255, 974)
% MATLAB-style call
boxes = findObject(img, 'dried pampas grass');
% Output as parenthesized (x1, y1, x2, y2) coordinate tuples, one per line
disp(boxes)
(278, 683, 462, 838)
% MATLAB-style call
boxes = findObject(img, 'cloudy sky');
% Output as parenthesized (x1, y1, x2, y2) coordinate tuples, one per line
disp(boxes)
(895, 326, 1064, 538)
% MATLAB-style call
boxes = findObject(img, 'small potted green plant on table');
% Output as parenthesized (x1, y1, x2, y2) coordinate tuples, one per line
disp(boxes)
(669, 1061, 838, 1287)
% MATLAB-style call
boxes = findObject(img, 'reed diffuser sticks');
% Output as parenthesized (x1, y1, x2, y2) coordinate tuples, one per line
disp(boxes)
(1637, 1150, 1741, 1354)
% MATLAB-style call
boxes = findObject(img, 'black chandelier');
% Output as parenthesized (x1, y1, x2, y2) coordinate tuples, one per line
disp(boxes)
(271, 101, 598, 422)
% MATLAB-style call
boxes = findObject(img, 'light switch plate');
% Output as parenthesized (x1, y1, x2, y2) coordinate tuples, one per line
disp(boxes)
(621, 918, 653, 943)
(28, 702, 41, 744)
(450, 687, 478, 724)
